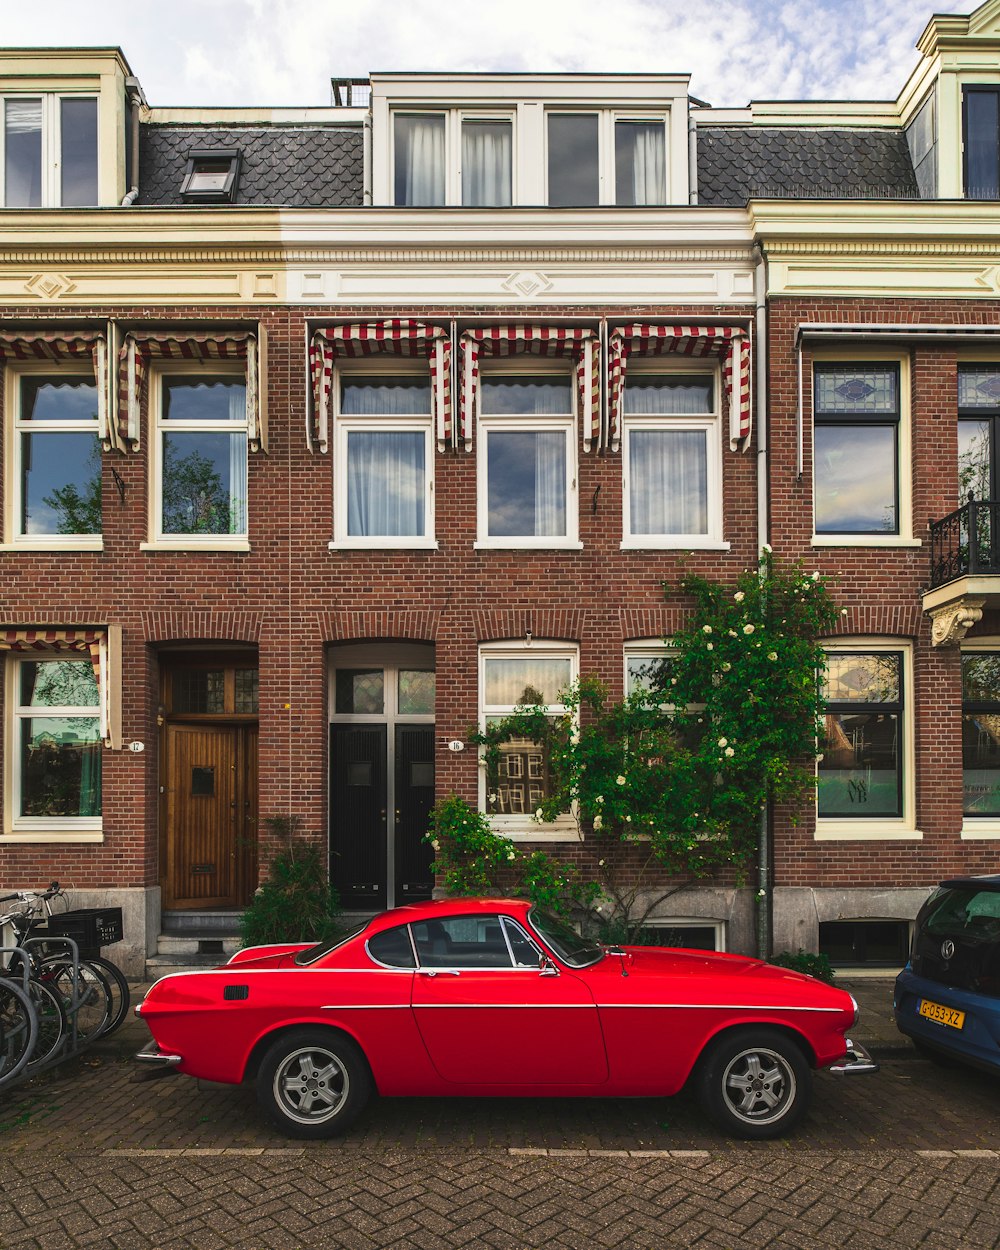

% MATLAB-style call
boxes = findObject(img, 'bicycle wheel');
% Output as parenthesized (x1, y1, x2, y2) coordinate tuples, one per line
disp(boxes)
(24, 979, 66, 1075)
(83, 955, 131, 1035)
(0, 978, 37, 1087)
(38, 958, 111, 1048)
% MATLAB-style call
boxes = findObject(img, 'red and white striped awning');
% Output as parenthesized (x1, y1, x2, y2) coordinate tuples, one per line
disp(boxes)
(119, 331, 261, 452)
(0, 628, 109, 738)
(608, 324, 751, 452)
(460, 326, 600, 451)
(309, 321, 452, 454)
(0, 330, 110, 448)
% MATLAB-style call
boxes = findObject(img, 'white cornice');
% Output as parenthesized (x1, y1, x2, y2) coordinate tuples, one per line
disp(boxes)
(749, 200, 1000, 243)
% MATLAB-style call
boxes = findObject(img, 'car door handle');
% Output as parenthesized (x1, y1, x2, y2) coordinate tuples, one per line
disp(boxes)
(418, 969, 460, 977)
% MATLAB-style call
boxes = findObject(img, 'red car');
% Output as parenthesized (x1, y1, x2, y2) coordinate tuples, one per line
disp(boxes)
(136, 897, 877, 1140)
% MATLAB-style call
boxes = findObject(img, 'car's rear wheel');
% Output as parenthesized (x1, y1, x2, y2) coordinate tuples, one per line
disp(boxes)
(696, 1028, 811, 1140)
(256, 1029, 371, 1139)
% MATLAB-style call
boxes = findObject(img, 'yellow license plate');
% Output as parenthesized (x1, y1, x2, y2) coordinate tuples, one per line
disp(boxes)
(919, 999, 966, 1030)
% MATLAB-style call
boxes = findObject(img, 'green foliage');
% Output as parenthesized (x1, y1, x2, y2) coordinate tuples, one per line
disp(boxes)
(769, 948, 836, 984)
(445, 552, 839, 934)
(43, 443, 102, 535)
(427, 794, 598, 916)
(239, 816, 342, 947)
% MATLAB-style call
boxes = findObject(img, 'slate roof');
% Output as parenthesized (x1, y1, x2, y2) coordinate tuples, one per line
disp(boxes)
(697, 126, 919, 205)
(137, 124, 364, 207)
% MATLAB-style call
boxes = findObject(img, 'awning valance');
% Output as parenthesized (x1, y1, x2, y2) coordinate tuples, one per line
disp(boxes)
(460, 326, 600, 452)
(608, 324, 751, 453)
(309, 320, 452, 454)
(118, 331, 263, 453)
(0, 330, 111, 449)
(0, 628, 113, 743)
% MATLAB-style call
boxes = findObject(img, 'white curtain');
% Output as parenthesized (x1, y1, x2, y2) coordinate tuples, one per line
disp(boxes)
(462, 121, 512, 207)
(347, 431, 425, 537)
(397, 115, 445, 206)
(617, 122, 665, 206)
(630, 430, 707, 535)
(4, 98, 42, 207)
(533, 432, 566, 536)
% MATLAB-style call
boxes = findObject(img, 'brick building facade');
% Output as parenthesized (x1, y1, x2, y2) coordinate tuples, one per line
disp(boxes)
(2, 2, 1000, 975)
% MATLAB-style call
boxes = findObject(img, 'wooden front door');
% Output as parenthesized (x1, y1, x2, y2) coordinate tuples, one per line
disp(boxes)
(163, 723, 258, 909)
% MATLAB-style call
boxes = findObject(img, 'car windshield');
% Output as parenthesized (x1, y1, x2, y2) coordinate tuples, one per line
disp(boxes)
(294, 919, 371, 966)
(529, 908, 604, 968)
(922, 886, 1000, 940)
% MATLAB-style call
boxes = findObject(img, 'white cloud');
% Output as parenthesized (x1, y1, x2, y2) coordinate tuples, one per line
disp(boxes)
(0, 0, 984, 107)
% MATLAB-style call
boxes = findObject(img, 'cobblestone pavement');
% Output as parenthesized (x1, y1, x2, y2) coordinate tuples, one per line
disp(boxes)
(1, 982, 998, 1248)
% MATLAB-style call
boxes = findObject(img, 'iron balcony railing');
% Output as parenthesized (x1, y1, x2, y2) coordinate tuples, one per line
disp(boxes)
(929, 495, 1000, 589)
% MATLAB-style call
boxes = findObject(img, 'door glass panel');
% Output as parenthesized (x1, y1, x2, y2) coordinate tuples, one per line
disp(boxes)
(191, 766, 215, 797)
(335, 668, 384, 715)
(348, 761, 373, 786)
(172, 670, 225, 714)
(410, 761, 434, 788)
(234, 668, 258, 714)
(398, 669, 434, 715)
(959, 419, 992, 501)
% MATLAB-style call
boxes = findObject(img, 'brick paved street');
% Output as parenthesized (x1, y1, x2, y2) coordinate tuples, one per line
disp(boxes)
(1, 983, 999, 1248)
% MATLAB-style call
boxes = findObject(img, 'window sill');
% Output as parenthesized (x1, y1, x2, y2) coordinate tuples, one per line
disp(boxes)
(473, 541, 583, 551)
(814, 823, 922, 841)
(810, 537, 922, 548)
(2, 831, 104, 844)
(620, 539, 730, 552)
(328, 539, 440, 551)
(961, 821, 1000, 840)
(0, 539, 103, 552)
(140, 540, 251, 553)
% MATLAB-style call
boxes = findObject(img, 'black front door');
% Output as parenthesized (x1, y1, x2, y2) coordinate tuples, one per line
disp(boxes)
(394, 725, 435, 903)
(330, 725, 387, 909)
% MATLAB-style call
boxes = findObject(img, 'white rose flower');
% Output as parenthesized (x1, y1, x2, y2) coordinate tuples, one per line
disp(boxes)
(762, 543, 772, 553)
(743, 624, 755, 635)
(706, 642, 714, 651)
(431, 839, 440, 851)
(702, 625, 713, 634)
(734, 591, 745, 603)
(721, 662, 731, 672)
(812, 571, 821, 581)
(724, 746, 735, 757)
(534, 808, 543, 819)
(507, 850, 517, 861)
(718, 737, 728, 747)
(593, 815, 603, 830)
(616, 775, 626, 785)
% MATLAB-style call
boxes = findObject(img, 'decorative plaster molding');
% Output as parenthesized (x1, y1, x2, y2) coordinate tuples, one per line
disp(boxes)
(929, 597, 986, 647)
(23, 272, 77, 299)
(501, 271, 554, 298)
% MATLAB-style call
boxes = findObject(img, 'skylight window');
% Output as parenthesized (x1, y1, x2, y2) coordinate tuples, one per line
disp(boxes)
(179, 149, 241, 202)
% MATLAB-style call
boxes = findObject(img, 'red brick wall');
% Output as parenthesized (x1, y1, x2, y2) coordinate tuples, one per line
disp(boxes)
(0, 301, 757, 894)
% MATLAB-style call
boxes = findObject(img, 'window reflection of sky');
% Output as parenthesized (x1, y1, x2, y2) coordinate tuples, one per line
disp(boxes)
(815, 425, 896, 532)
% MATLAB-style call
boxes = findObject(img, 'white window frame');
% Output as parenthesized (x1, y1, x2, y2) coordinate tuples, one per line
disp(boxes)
(816, 638, 920, 841)
(145, 360, 250, 552)
(545, 109, 669, 206)
(478, 640, 579, 841)
(624, 640, 673, 701)
(330, 361, 437, 550)
(959, 638, 1000, 840)
(0, 92, 99, 207)
(475, 359, 580, 550)
(620, 361, 726, 551)
(2, 360, 103, 551)
(391, 108, 516, 207)
(3, 652, 103, 841)
(810, 350, 918, 548)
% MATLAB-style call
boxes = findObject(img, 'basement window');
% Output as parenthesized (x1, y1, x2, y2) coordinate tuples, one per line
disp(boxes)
(179, 149, 241, 202)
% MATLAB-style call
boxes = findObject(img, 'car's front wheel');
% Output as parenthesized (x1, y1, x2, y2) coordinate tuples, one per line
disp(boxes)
(696, 1028, 811, 1140)
(256, 1029, 371, 1139)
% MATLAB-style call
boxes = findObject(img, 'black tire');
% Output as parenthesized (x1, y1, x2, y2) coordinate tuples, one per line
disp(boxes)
(39, 958, 111, 1047)
(0, 978, 37, 1086)
(696, 1028, 811, 1140)
(24, 979, 67, 1074)
(82, 955, 131, 1035)
(256, 1029, 371, 1140)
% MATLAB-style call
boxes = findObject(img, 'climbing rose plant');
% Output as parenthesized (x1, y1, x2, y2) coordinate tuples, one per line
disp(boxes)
(429, 551, 840, 926)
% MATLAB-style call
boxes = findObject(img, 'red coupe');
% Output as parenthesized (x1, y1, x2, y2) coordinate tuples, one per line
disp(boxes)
(136, 897, 877, 1140)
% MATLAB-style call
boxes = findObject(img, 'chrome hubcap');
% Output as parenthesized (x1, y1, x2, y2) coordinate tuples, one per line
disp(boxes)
(274, 1047, 349, 1124)
(722, 1047, 795, 1124)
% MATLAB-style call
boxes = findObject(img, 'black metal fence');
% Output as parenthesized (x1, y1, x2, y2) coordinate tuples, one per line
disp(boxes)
(929, 496, 1000, 588)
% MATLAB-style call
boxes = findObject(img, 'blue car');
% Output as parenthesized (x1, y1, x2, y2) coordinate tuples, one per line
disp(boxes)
(894, 875, 1000, 1073)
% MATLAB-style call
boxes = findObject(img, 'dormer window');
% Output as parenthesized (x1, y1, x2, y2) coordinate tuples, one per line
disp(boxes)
(547, 111, 667, 206)
(180, 149, 241, 202)
(393, 112, 512, 207)
(2, 94, 98, 207)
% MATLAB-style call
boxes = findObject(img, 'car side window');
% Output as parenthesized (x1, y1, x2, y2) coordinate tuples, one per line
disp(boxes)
(502, 917, 543, 967)
(367, 925, 416, 968)
(411, 916, 514, 968)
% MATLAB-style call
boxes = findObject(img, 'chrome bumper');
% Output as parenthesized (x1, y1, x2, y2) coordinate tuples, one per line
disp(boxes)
(134, 1039, 183, 1079)
(827, 1038, 879, 1076)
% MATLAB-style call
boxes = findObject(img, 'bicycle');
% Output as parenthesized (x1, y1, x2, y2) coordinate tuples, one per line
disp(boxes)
(0, 966, 38, 1089)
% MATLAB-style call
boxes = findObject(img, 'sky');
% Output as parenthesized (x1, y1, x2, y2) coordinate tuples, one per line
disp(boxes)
(0, 0, 985, 109)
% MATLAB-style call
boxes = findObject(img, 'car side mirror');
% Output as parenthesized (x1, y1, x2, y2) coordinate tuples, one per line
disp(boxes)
(539, 954, 559, 977)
